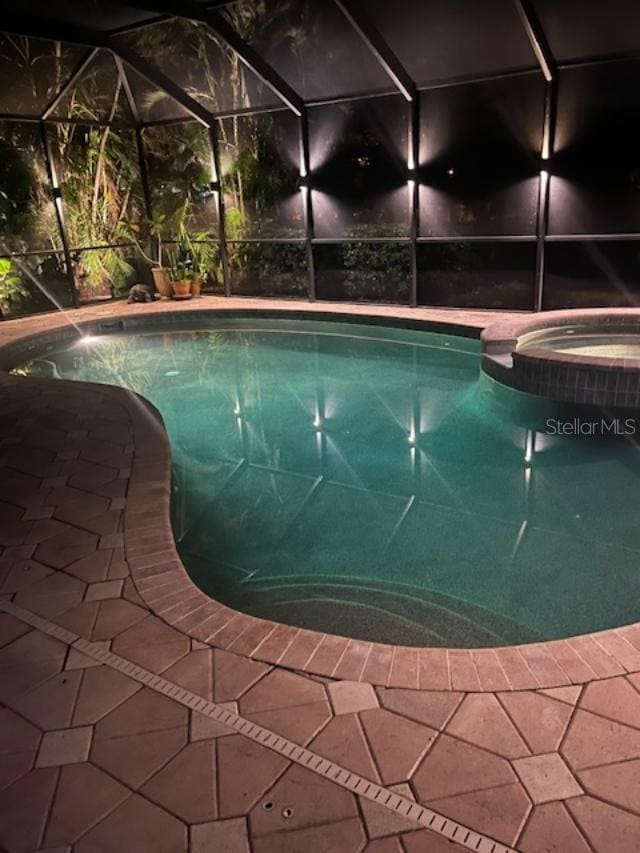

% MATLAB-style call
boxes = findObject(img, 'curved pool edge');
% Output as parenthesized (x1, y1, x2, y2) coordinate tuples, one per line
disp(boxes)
(3, 297, 640, 691)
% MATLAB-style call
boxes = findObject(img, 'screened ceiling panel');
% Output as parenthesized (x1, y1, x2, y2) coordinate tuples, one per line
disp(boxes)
(13, 0, 158, 32)
(532, 0, 640, 63)
(117, 18, 282, 115)
(125, 66, 192, 123)
(50, 49, 133, 124)
(0, 34, 87, 117)
(361, 0, 537, 87)
(221, 0, 394, 101)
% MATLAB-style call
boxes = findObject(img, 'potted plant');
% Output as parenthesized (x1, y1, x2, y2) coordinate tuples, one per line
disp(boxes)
(188, 233, 217, 298)
(126, 217, 173, 299)
(166, 229, 194, 299)
(144, 220, 172, 299)
(150, 236, 172, 299)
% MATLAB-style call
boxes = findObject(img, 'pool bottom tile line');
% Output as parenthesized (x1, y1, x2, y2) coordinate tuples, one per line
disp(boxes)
(0, 598, 516, 853)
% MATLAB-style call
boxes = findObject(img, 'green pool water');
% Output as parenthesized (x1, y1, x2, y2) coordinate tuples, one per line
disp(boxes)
(14, 317, 640, 647)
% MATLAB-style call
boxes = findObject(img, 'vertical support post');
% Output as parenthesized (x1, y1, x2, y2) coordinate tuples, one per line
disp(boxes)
(298, 110, 316, 301)
(40, 121, 78, 308)
(409, 97, 420, 308)
(208, 124, 231, 297)
(534, 78, 556, 312)
(117, 55, 156, 285)
(135, 127, 156, 254)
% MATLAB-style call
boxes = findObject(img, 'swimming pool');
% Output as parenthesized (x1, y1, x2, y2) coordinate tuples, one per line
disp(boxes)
(12, 315, 640, 647)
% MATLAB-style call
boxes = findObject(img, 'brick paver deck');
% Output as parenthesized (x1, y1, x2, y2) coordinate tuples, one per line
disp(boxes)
(1, 297, 639, 851)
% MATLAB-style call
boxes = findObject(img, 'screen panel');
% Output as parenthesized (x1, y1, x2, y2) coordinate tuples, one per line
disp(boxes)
(0, 253, 73, 319)
(314, 243, 411, 304)
(218, 111, 303, 239)
(417, 241, 536, 310)
(0, 121, 61, 254)
(309, 96, 410, 239)
(543, 241, 640, 309)
(227, 241, 307, 297)
(48, 123, 147, 250)
(549, 61, 640, 236)
(72, 245, 145, 303)
(142, 122, 218, 241)
(419, 74, 544, 238)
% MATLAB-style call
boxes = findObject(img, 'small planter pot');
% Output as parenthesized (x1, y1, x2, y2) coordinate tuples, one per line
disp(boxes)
(151, 266, 172, 300)
(171, 279, 192, 299)
(191, 277, 203, 298)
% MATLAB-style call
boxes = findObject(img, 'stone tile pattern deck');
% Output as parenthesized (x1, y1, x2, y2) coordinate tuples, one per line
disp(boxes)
(4, 612, 640, 852)
(1, 299, 640, 850)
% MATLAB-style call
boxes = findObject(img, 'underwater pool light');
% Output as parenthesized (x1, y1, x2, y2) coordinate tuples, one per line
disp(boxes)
(76, 335, 98, 347)
(524, 431, 535, 465)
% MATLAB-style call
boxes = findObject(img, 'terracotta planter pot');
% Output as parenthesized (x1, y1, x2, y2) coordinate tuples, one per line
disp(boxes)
(171, 279, 192, 298)
(191, 278, 203, 298)
(151, 266, 172, 299)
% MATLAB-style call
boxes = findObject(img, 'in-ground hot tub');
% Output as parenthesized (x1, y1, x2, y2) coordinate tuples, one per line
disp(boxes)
(482, 309, 640, 407)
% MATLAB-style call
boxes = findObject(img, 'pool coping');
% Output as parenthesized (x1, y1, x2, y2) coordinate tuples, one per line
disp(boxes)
(3, 296, 640, 691)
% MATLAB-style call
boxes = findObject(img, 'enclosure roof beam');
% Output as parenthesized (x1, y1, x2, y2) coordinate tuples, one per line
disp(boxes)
(107, 14, 171, 36)
(332, 0, 417, 101)
(114, 54, 141, 125)
(116, 0, 305, 116)
(1, 12, 216, 127)
(41, 47, 99, 120)
(512, 0, 556, 81)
